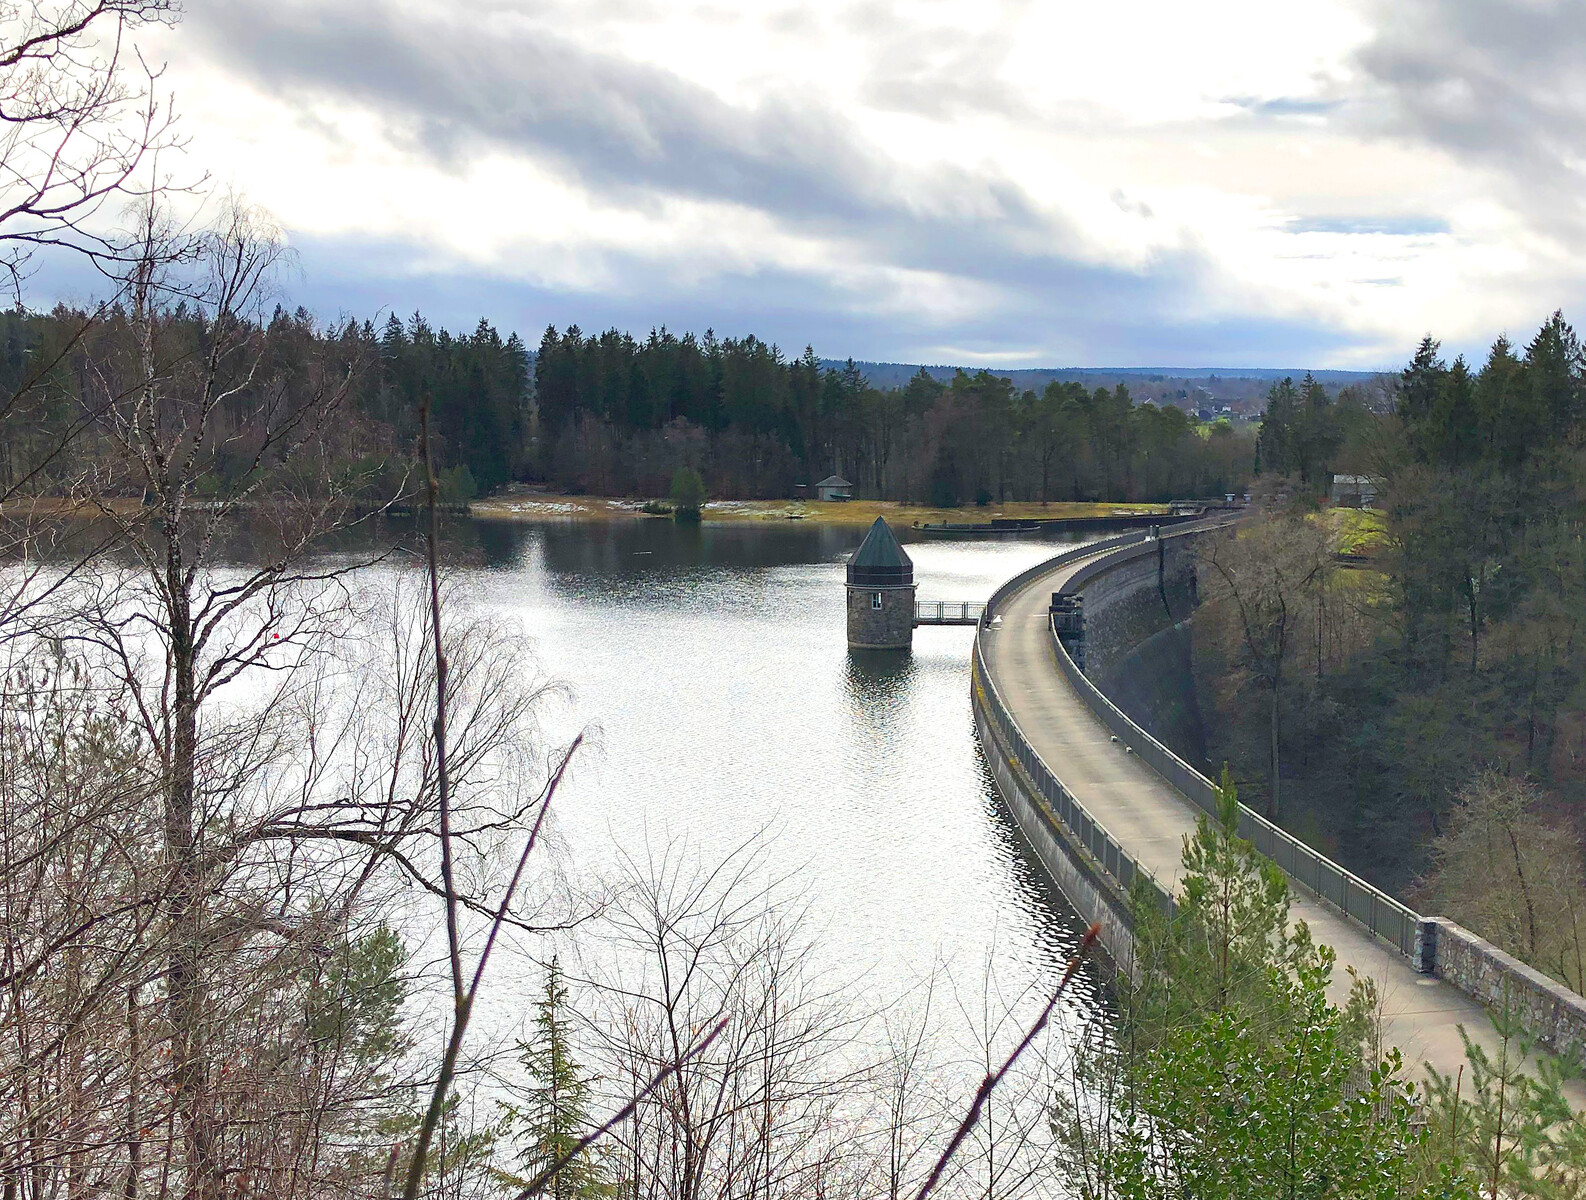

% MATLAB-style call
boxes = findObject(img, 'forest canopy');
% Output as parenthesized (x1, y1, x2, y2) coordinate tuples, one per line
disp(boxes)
(1198, 312, 1586, 947)
(533, 325, 1253, 503)
(0, 310, 1258, 507)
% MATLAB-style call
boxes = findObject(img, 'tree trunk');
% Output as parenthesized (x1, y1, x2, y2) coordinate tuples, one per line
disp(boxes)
(164, 555, 218, 1200)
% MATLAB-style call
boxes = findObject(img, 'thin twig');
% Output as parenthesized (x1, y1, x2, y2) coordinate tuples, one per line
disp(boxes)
(400, 400, 582, 1199)
(915, 922, 1101, 1200)
(468, 738, 582, 1001)
(398, 744, 575, 1199)
(418, 395, 464, 1006)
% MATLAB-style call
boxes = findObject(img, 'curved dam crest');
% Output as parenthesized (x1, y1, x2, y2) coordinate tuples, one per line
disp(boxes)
(969, 524, 1586, 1094)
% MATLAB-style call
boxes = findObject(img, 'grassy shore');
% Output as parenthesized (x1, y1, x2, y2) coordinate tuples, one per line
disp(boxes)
(469, 493, 1171, 527)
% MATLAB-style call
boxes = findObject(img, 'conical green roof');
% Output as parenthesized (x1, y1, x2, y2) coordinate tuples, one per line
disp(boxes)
(847, 518, 913, 586)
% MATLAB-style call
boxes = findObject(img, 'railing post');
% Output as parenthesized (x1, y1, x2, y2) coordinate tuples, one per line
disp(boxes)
(1414, 919, 1439, 974)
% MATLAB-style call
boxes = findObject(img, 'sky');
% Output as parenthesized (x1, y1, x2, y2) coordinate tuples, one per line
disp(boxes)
(51, 0, 1586, 369)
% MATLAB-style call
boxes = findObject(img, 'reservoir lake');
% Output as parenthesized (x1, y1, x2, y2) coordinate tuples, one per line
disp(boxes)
(448, 515, 1112, 1039)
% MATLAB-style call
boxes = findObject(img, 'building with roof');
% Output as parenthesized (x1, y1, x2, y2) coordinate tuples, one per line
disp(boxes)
(1330, 473, 1378, 508)
(847, 517, 915, 649)
(815, 474, 853, 502)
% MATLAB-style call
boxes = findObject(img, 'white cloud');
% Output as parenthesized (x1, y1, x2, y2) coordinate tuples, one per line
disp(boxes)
(106, 0, 1586, 366)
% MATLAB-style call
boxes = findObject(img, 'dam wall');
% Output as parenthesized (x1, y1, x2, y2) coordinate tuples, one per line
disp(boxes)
(1065, 533, 1208, 768)
(971, 524, 1586, 1064)
(1101, 622, 1208, 770)
(1073, 534, 1198, 682)
(972, 645, 1142, 975)
(970, 528, 1197, 975)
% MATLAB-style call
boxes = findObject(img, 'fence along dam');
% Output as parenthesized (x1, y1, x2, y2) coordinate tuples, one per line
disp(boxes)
(846, 516, 1586, 1091)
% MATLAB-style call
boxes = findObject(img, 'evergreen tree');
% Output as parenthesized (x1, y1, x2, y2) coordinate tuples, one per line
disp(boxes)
(670, 466, 707, 520)
(1056, 770, 1462, 1200)
(500, 959, 608, 1200)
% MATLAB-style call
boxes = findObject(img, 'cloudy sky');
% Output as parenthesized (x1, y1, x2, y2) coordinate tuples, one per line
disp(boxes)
(100, 0, 1586, 368)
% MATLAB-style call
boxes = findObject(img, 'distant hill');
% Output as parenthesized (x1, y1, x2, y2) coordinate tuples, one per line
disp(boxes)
(523, 343, 1381, 413)
(817, 360, 1383, 412)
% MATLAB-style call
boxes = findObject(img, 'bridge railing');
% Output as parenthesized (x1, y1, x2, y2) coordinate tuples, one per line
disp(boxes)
(915, 600, 986, 623)
(981, 530, 1154, 622)
(1041, 532, 1422, 959)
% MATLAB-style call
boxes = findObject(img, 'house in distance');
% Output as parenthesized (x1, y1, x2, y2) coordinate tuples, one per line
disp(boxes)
(815, 474, 853, 501)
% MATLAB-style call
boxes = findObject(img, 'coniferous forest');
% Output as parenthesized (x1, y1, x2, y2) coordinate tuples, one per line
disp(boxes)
(0, 309, 1258, 506)
(1196, 313, 1586, 990)
(533, 326, 1254, 502)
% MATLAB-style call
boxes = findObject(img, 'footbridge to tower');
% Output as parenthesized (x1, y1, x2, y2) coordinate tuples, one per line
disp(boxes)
(971, 521, 1586, 1086)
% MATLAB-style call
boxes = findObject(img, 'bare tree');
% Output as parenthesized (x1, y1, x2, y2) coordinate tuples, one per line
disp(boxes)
(0, 201, 566, 1200)
(1416, 770, 1586, 994)
(1199, 513, 1334, 821)
(0, 0, 193, 632)
(876, 983, 951, 1200)
(0, 0, 184, 291)
(568, 839, 869, 1200)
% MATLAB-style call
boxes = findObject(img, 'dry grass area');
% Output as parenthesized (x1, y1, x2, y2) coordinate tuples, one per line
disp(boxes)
(470, 493, 1168, 527)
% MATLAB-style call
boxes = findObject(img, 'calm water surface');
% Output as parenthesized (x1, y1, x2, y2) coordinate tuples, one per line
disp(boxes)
(452, 517, 1111, 1029)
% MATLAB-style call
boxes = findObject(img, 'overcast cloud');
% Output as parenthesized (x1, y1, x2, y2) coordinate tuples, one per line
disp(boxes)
(68, 0, 1586, 367)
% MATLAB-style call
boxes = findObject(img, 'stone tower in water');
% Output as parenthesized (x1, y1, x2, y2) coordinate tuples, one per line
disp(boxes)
(846, 517, 915, 650)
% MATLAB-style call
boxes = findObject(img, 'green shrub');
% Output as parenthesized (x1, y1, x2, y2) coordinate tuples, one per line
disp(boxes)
(438, 464, 478, 504)
(670, 468, 706, 521)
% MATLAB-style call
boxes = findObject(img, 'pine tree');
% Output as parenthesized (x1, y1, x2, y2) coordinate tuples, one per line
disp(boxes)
(500, 959, 608, 1200)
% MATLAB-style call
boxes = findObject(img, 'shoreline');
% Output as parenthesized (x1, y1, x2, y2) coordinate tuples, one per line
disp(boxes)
(468, 493, 1172, 528)
(0, 492, 1175, 530)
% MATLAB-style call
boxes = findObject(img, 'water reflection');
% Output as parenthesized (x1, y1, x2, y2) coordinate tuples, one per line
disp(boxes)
(149, 513, 1113, 1040)
(435, 517, 1110, 1008)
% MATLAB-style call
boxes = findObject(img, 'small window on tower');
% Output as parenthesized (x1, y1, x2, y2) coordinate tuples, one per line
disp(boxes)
(871, 591, 883, 609)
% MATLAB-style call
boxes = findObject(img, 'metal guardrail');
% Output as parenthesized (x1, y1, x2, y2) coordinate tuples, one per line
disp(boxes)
(915, 601, 985, 624)
(981, 530, 1155, 622)
(1040, 531, 1421, 959)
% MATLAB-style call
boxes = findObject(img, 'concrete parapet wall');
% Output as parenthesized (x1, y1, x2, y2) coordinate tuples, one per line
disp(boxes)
(1424, 918, 1586, 1064)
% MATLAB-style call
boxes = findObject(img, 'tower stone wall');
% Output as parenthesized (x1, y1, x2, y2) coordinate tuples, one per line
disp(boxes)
(846, 584, 916, 649)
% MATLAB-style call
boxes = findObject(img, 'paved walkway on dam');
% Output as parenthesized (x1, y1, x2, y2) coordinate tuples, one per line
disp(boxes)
(982, 541, 1568, 1093)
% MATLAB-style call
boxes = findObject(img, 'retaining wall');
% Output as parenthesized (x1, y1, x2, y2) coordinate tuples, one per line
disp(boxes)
(1101, 622, 1209, 769)
(1077, 536, 1197, 681)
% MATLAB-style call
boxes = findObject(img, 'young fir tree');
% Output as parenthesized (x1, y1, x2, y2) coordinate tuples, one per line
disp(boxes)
(1055, 769, 1468, 1200)
(500, 958, 608, 1200)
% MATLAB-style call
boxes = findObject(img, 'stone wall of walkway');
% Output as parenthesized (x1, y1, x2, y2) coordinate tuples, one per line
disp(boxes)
(972, 661, 1139, 975)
